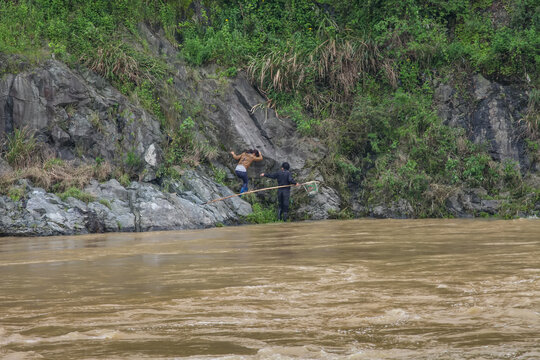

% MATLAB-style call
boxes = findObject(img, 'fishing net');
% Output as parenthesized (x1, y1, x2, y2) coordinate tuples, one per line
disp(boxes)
(302, 181, 319, 196)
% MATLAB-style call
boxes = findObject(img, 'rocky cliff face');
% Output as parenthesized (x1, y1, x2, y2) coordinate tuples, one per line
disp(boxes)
(0, 24, 341, 236)
(136, 24, 327, 175)
(435, 74, 531, 169)
(0, 24, 537, 236)
(0, 60, 163, 181)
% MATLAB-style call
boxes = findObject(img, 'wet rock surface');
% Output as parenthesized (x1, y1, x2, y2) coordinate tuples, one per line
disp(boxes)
(0, 171, 252, 236)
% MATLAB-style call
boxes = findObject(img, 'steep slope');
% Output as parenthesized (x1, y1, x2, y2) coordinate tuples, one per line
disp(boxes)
(0, 24, 340, 236)
(1, 0, 539, 236)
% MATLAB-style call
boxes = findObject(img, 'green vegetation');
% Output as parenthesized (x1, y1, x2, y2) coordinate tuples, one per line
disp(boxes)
(118, 173, 131, 188)
(245, 202, 277, 224)
(163, 116, 218, 168)
(125, 150, 142, 172)
(1, 0, 538, 216)
(7, 186, 26, 202)
(211, 165, 227, 185)
(171, 0, 539, 216)
(58, 187, 95, 203)
(99, 198, 112, 209)
(3, 127, 38, 168)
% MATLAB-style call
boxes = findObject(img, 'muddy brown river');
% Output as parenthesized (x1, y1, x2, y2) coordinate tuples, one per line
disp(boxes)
(1, 219, 539, 359)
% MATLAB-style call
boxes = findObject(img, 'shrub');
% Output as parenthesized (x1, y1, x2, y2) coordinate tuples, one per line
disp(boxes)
(245, 202, 277, 224)
(211, 166, 227, 185)
(125, 150, 142, 171)
(118, 173, 131, 188)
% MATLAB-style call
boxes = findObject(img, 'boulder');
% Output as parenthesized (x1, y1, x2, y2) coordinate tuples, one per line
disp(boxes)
(296, 186, 341, 220)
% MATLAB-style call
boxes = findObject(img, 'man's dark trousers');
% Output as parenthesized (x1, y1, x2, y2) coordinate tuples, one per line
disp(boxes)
(278, 189, 290, 221)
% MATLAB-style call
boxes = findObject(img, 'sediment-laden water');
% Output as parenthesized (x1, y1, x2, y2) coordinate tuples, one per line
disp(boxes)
(1, 219, 539, 359)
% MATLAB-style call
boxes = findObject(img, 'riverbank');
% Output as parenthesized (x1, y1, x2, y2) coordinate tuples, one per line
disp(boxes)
(0, 170, 252, 236)
(1, 2, 539, 235)
(2, 172, 538, 237)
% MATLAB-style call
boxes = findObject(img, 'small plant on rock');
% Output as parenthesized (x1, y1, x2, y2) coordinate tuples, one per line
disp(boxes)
(58, 187, 95, 203)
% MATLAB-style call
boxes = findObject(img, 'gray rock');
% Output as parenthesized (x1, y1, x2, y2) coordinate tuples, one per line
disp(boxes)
(473, 74, 492, 100)
(0, 194, 49, 236)
(21, 188, 87, 235)
(85, 179, 129, 202)
(179, 169, 252, 217)
(51, 125, 71, 146)
(0, 157, 13, 177)
(0, 170, 253, 236)
(370, 199, 414, 219)
(446, 188, 503, 216)
(87, 201, 125, 232)
(480, 199, 501, 215)
(445, 194, 465, 217)
(0, 60, 164, 180)
(435, 75, 529, 167)
(435, 84, 454, 103)
(296, 186, 341, 220)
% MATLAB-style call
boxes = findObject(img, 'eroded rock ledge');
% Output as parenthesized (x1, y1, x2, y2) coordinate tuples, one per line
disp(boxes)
(0, 170, 251, 237)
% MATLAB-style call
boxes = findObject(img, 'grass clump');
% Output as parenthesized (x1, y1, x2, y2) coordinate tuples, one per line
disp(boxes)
(117, 173, 131, 188)
(7, 186, 26, 202)
(162, 116, 218, 170)
(99, 199, 112, 209)
(3, 127, 39, 168)
(58, 187, 95, 203)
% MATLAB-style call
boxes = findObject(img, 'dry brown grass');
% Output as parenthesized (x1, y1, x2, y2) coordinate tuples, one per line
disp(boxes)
(1, 127, 112, 193)
(0, 159, 112, 194)
(382, 59, 398, 89)
(521, 89, 540, 140)
(520, 111, 540, 140)
(456, 136, 470, 155)
(181, 141, 218, 167)
(313, 38, 380, 98)
(522, 112, 539, 140)
(247, 37, 382, 114)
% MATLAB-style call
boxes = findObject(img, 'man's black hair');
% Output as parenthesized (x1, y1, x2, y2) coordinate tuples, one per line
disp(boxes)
(281, 162, 290, 170)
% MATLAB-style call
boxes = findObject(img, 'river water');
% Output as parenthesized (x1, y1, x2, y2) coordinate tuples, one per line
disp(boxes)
(1, 219, 539, 359)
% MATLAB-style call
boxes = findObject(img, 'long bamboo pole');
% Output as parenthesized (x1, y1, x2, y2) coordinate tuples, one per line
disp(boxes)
(203, 181, 317, 205)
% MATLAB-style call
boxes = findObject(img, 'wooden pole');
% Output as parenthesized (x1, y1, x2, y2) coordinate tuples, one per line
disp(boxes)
(203, 181, 317, 205)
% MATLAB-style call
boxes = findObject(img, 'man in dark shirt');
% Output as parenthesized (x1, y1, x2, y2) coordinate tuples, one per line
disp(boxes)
(260, 162, 299, 221)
